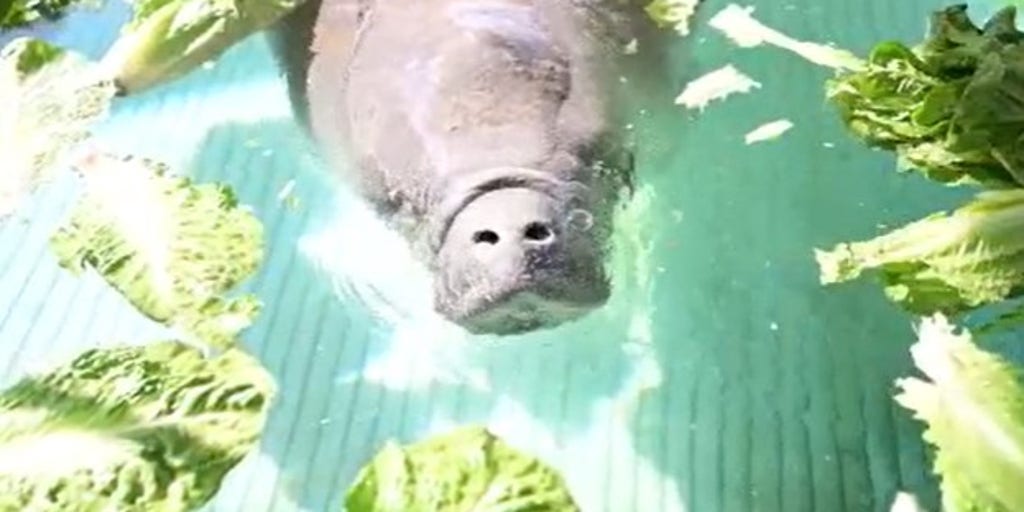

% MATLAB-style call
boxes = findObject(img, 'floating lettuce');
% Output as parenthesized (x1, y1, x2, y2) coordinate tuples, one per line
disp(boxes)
(707, 4, 864, 71)
(816, 188, 1024, 316)
(814, 7, 1024, 508)
(644, 0, 699, 36)
(826, 4, 1024, 188)
(2, 0, 310, 219)
(0, 5, 286, 509)
(344, 426, 580, 512)
(895, 315, 1024, 512)
(0, 0, 97, 30)
(1, 38, 64, 76)
(50, 153, 264, 349)
(0, 340, 275, 511)
(0, 37, 117, 221)
(101, 0, 306, 94)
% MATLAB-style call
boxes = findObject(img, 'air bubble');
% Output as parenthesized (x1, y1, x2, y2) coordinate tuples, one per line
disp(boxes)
(567, 209, 594, 232)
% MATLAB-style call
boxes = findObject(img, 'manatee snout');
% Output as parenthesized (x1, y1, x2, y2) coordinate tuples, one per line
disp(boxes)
(433, 181, 610, 335)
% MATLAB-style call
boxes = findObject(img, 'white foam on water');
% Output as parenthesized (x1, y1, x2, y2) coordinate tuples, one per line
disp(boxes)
(297, 184, 492, 393)
(212, 450, 301, 512)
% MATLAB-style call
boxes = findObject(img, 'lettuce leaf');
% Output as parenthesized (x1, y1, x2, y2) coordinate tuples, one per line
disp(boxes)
(708, 4, 865, 71)
(100, 0, 305, 94)
(0, 38, 117, 222)
(825, 4, 1024, 188)
(815, 189, 1024, 316)
(0, 0, 98, 30)
(644, 0, 699, 36)
(50, 153, 264, 350)
(2, 38, 65, 76)
(0, 340, 274, 511)
(895, 314, 1024, 512)
(344, 426, 580, 512)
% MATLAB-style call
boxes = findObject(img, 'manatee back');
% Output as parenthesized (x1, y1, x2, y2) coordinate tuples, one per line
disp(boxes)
(270, 0, 669, 218)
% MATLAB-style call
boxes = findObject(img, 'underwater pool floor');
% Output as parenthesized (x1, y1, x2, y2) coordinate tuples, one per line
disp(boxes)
(2, 0, 1013, 511)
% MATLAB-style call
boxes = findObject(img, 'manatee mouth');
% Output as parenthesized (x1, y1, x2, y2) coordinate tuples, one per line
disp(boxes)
(436, 262, 611, 336)
(453, 286, 603, 336)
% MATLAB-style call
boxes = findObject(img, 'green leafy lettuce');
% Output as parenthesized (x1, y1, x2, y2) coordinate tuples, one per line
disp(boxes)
(0, 37, 117, 221)
(50, 153, 264, 350)
(0, 340, 274, 511)
(344, 426, 580, 512)
(644, 0, 699, 36)
(895, 314, 1024, 512)
(0, 0, 98, 30)
(816, 188, 1024, 316)
(806, 4, 1024, 511)
(1, 38, 65, 76)
(826, 4, 1024, 188)
(100, 0, 306, 94)
(1, 9, 282, 510)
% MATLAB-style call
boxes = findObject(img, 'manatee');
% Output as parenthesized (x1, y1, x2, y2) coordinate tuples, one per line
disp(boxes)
(274, 0, 661, 335)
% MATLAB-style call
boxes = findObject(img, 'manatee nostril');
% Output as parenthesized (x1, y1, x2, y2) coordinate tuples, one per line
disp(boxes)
(472, 230, 500, 245)
(523, 222, 553, 243)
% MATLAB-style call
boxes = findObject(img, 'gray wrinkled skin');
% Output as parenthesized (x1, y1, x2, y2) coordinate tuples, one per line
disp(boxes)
(277, 0, 651, 335)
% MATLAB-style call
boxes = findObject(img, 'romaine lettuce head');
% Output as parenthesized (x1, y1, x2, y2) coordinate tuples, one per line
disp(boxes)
(916, 4, 1023, 76)
(825, 5, 1024, 188)
(344, 425, 580, 512)
(0, 37, 116, 222)
(815, 189, 1024, 316)
(0, 340, 275, 511)
(895, 314, 1024, 512)
(50, 153, 264, 350)
(101, 0, 305, 94)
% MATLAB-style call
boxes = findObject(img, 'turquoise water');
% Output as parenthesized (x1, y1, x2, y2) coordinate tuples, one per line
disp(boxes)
(0, 1, 1011, 511)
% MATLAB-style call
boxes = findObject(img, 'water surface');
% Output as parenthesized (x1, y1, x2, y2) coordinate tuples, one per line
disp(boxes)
(0, 1, 1005, 511)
